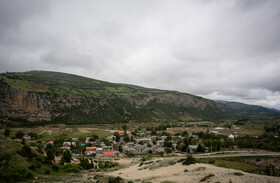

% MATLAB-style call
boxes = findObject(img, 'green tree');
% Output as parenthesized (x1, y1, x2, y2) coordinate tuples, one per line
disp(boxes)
(165, 148, 172, 154)
(46, 149, 55, 161)
(182, 155, 196, 165)
(197, 143, 206, 153)
(15, 131, 25, 139)
(4, 129, 10, 137)
(178, 142, 187, 152)
(28, 132, 39, 139)
(123, 133, 130, 142)
(113, 132, 120, 142)
(62, 150, 72, 163)
(122, 124, 128, 131)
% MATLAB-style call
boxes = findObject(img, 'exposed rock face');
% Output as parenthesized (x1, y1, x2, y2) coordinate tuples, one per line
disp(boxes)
(118, 95, 217, 109)
(0, 88, 224, 125)
(0, 88, 52, 122)
(0, 88, 85, 124)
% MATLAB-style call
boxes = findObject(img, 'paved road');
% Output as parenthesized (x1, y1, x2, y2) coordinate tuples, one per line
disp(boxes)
(193, 152, 280, 158)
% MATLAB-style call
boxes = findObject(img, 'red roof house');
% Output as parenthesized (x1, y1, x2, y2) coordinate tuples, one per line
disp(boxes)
(104, 152, 115, 157)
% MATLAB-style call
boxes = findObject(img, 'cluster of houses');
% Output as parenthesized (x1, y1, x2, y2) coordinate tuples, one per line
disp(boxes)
(45, 132, 207, 157)
(40, 129, 241, 158)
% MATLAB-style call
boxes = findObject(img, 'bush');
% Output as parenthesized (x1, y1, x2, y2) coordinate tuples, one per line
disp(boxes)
(62, 150, 72, 163)
(0, 165, 33, 181)
(63, 164, 83, 173)
(15, 131, 25, 139)
(44, 169, 51, 175)
(233, 172, 244, 176)
(108, 176, 124, 183)
(200, 173, 214, 182)
(182, 155, 196, 165)
(168, 160, 176, 166)
(208, 159, 215, 164)
(4, 129, 10, 137)
(52, 164, 60, 171)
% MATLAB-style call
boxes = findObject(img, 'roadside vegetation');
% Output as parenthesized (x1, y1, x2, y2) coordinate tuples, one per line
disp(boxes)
(198, 156, 280, 176)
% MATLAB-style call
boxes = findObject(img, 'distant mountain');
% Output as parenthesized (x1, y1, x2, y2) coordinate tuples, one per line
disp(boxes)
(0, 71, 279, 126)
(216, 101, 280, 117)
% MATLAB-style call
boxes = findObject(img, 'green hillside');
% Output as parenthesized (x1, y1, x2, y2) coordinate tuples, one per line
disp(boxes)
(0, 70, 191, 97)
(0, 71, 279, 126)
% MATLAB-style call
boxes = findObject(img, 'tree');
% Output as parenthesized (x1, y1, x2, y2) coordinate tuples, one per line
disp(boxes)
(177, 142, 186, 152)
(165, 148, 172, 154)
(15, 131, 25, 139)
(4, 129, 10, 137)
(62, 150, 72, 163)
(197, 143, 206, 153)
(182, 155, 196, 165)
(123, 133, 130, 143)
(46, 149, 55, 161)
(113, 132, 120, 142)
(151, 130, 157, 136)
(28, 132, 38, 139)
(122, 124, 128, 131)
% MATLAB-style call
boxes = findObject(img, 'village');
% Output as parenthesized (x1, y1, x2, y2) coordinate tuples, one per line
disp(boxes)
(31, 126, 240, 159)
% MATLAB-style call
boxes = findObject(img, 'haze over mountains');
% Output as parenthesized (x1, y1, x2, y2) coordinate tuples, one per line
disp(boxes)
(0, 71, 279, 126)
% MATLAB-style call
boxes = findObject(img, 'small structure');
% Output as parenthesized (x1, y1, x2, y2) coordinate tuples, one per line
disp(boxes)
(214, 127, 224, 130)
(188, 144, 198, 153)
(228, 134, 234, 140)
(104, 151, 115, 157)
(96, 147, 103, 154)
(229, 146, 239, 150)
(85, 147, 96, 156)
(191, 135, 199, 139)
(103, 146, 113, 152)
(61, 142, 76, 150)
(156, 140, 165, 147)
(154, 147, 165, 154)
(85, 137, 91, 143)
(136, 138, 150, 144)
(23, 135, 32, 140)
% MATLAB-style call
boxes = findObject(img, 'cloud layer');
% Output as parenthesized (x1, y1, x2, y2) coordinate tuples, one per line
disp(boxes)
(0, 0, 280, 109)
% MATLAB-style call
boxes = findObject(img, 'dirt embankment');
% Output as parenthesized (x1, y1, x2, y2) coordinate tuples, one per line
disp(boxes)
(106, 159, 280, 183)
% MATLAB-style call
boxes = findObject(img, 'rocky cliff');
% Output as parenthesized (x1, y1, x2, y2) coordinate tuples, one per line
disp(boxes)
(0, 87, 227, 126)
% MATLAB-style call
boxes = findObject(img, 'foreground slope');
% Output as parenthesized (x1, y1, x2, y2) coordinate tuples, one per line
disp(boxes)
(106, 160, 280, 183)
(0, 71, 278, 126)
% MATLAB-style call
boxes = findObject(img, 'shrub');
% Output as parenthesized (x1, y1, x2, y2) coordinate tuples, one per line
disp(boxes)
(182, 155, 196, 165)
(4, 129, 10, 137)
(168, 160, 176, 166)
(52, 164, 60, 171)
(44, 169, 51, 175)
(184, 169, 188, 172)
(63, 164, 83, 173)
(108, 176, 124, 183)
(79, 157, 93, 170)
(208, 159, 215, 164)
(200, 173, 215, 182)
(62, 150, 72, 163)
(233, 172, 244, 176)
(15, 131, 25, 139)
(0, 165, 33, 181)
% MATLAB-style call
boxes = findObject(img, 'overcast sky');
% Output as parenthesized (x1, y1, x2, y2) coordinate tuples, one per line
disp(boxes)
(0, 0, 280, 109)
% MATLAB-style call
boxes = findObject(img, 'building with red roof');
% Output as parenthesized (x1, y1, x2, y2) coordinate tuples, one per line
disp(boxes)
(104, 151, 115, 157)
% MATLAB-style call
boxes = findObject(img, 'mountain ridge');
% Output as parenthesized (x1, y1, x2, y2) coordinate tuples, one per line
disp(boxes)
(0, 70, 279, 126)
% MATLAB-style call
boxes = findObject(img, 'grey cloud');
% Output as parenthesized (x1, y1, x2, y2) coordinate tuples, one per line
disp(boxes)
(0, 0, 280, 109)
